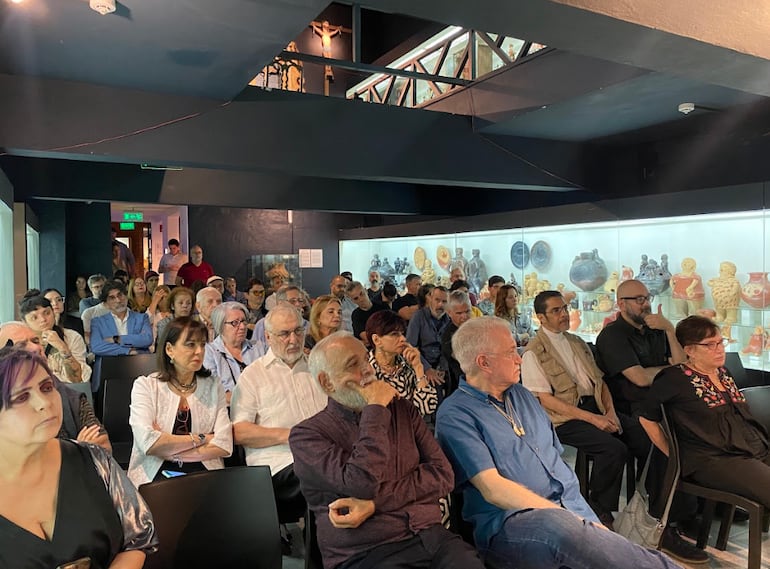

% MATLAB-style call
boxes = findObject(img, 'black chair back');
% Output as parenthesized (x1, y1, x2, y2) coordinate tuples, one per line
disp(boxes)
(741, 386, 770, 433)
(97, 353, 157, 465)
(139, 466, 281, 569)
(725, 352, 758, 389)
(102, 376, 138, 467)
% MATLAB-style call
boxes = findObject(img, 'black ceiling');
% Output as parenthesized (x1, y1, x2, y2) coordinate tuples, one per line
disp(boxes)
(1, 0, 770, 216)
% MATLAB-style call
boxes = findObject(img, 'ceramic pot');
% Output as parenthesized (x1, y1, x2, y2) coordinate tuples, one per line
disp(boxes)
(569, 249, 608, 292)
(740, 272, 770, 309)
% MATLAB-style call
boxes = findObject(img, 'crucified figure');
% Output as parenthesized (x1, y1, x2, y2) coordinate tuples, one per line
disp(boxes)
(309, 20, 350, 93)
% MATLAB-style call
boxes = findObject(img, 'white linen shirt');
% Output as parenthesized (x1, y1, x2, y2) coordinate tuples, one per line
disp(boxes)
(230, 348, 327, 475)
(127, 372, 233, 487)
(521, 326, 595, 396)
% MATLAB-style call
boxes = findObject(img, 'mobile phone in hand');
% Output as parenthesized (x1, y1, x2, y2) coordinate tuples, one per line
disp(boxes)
(161, 470, 186, 478)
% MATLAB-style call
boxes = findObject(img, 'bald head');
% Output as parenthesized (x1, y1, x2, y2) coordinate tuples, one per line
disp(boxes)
(616, 279, 648, 301)
(0, 322, 44, 356)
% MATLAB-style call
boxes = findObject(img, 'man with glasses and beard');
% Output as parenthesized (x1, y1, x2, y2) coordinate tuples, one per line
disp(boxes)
(231, 304, 327, 532)
(595, 280, 686, 416)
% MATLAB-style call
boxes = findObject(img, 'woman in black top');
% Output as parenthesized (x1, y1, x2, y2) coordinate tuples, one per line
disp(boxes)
(0, 347, 157, 569)
(639, 315, 770, 508)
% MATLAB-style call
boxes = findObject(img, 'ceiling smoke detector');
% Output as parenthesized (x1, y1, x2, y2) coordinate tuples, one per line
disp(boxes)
(678, 102, 695, 115)
(90, 0, 116, 15)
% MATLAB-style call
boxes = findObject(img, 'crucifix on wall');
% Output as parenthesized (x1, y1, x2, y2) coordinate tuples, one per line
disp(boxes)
(309, 20, 351, 95)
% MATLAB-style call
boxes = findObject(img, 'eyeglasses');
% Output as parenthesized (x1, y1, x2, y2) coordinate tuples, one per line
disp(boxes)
(250, 290, 265, 296)
(273, 327, 305, 341)
(546, 305, 570, 315)
(694, 338, 729, 351)
(485, 350, 520, 361)
(224, 319, 248, 328)
(106, 292, 126, 301)
(286, 298, 303, 305)
(620, 295, 654, 305)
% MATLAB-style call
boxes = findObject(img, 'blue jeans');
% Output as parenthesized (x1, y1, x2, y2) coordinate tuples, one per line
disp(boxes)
(483, 509, 680, 569)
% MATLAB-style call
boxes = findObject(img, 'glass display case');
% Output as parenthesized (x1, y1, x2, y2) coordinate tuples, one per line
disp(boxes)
(340, 209, 770, 371)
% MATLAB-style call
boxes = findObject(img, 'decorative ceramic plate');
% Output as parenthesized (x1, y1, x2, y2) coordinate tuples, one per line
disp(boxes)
(413, 247, 426, 271)
(510, 241, 530, 269)
(436, 245, 451, 271)
(530, 240, 551, 271)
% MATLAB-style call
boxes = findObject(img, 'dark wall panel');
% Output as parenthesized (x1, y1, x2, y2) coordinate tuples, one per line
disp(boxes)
(188, 207, 364, 297)
(34, 200, 67, 295)
(65, 202, 112, 290)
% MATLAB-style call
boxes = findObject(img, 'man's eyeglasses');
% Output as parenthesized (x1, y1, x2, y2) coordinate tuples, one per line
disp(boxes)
(286, 298, 303, 305)
(546, 305, 570, 315)
(106, 292, 126, 301)
(274, 327, 305, 341)
(224, 319, 248, 328)
(694, 338, 729, 351)
(620, 295, 654, 305)
(250, 290, 265, 296)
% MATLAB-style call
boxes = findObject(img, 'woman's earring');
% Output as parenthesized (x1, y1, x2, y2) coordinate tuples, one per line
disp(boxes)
(170, 357, 175, 365)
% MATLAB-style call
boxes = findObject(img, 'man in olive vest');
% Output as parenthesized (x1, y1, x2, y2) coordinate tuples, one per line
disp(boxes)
(521, 291, 651, 530)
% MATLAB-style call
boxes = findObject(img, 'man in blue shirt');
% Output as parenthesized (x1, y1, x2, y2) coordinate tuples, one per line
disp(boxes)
(436, 317, 679, 569)
(406, 285, 449, 388)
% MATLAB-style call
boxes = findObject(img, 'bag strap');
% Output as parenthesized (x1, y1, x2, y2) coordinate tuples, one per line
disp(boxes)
(635, 440, 677, 529)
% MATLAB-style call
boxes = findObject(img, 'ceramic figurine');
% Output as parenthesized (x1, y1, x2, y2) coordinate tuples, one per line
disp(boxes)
(569, 249, 608, 291)
(670, 257, 705, 317)
(421, 259, 436, 285)
(380, 257, 395, 281)
(535, 278, 551, 296)
(450, 247, 468, 275)
(620, 266, 634, 282)
(596, 294, 614, 312)
(509, 273, 522, 295)
(369, 254, 382, 273)
(557, 283, 577, 305)
(467, 249, 487, 296)
(741, 326, 766, 356)
(707, 261, 741, 323)
(604, 271, 619, 294)
(525, 272, 539, 301)
(721, 323, 737, 344)
(740, 272, 770, 309)
(569, 309, 581, 331)
(636, 254, 671, 296)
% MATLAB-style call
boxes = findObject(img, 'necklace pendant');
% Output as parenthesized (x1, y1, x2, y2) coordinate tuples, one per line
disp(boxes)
(513, 424, 526, 437)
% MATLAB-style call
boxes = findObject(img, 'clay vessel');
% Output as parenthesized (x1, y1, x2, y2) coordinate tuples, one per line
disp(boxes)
(569, 249, 608, 292)
(740, 272, 770, 309)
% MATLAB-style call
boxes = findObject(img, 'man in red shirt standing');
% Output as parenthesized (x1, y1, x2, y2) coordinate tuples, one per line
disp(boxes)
(175, 244, 215, 287)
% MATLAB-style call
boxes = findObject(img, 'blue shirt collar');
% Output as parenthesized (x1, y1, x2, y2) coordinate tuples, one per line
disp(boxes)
(457, 378, 515, 404)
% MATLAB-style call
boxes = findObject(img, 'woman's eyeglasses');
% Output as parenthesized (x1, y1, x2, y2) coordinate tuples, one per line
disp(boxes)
(694, 338, 729, 351)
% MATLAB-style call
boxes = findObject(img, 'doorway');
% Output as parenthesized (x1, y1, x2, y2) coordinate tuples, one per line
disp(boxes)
(111, 221, 151, 278)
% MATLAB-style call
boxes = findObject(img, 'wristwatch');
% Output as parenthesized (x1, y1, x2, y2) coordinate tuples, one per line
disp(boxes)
(197, 433, 206, 445)
(113, 335, 120, 344)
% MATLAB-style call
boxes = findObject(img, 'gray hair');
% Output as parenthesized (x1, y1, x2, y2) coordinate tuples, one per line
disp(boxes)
(87, 274, 107, 287)
(345, 281, 364, 294)
(264, 303, 302, 334)
(196, 286, 222, 304)
(275, 285, 301, 302)
(308, 330, 353, 381)
(452, 316, 511, 377)
(211, 301, 249, 335)
(447, 290, 471, 309)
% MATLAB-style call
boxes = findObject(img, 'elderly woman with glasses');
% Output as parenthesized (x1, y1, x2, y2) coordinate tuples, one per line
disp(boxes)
(19, 291, 91, 384)
(204, 302, 261, 404)
(638, 315, 770, 510)
(128, 317, 232, 486)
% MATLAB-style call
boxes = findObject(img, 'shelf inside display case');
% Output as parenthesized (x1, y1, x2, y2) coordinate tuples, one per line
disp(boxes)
(340, 209, 770, 372)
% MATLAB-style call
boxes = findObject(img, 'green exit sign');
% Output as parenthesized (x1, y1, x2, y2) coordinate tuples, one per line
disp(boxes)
(123, 211, 143, 222)
(120, 222, 135, 230)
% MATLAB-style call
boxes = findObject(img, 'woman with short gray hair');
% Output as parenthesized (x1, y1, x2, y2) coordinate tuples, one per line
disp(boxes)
(204, 301, 261, 404)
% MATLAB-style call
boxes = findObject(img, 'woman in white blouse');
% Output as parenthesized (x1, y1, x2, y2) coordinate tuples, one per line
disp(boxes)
(128, 317, 232, 486)
(19, 291, 91, 383)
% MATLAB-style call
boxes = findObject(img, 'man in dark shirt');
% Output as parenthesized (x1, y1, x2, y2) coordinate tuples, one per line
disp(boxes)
(595, 279, 704, 564)
(347, 281, 387, 344)
(289, 332, 484, 569)
(440, 290, 472, 397)
(392, 273, 421, 321)
(407, 285, 449, 386)
(595, 279, 686, 415)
